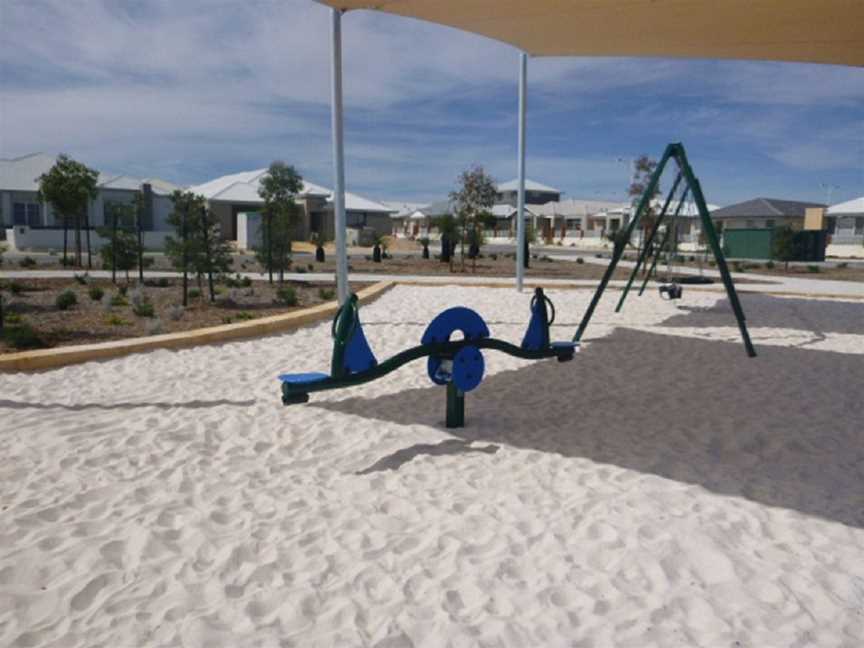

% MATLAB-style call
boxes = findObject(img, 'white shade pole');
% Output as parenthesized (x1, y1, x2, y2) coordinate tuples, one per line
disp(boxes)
(516, 52, 527, 292)
(330, 8, 349, 304)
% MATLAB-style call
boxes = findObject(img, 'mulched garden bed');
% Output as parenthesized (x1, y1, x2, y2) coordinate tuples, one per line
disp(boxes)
(0, 276, 356, 353)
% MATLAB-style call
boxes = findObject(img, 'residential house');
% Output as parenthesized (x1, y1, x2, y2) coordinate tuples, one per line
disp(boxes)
(1, 153, 181, 251)
(191, 169, 395, 248)
(709, 198, 826, 230)
(827, 196, 864, 258)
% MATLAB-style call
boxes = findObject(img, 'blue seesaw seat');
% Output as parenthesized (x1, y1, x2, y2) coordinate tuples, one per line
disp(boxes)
(277, 287, 578, 426)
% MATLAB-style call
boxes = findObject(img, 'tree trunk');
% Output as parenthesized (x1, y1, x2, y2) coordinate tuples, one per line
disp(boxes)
(201, 218, 216, 302)
(181, 208, 188, 307)
(137, 208, 144, 283)
(62, 215, 68, 265)
(74, 213, 82, 267)
(267, 214, 273, 284)
(85, 209, 92, 269)
(111, 212, 117, 284)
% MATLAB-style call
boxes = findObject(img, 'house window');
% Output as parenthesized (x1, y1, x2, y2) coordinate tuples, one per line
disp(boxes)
(13, 202, 41, 227)
(347, 212, 366, 228)
(766, 219, 775, 228)
(856, 217, 864, 235)
(565, 218, 581, 231)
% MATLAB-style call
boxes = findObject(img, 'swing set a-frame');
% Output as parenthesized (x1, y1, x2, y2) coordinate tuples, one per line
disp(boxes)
(573, 142, 757, 358)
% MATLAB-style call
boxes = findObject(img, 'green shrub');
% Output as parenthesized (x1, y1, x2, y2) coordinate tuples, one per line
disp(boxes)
(111, 293, 128, 307)
(133, 302, 155, 317)
(234, 311, 255, 321)
(307, 264, 314, 272)
(576, 257, 584, 264)
(3, 323, 46, 349)
(806, 265, 820, 273)
(19, 256, 37, 268)
(73, 273, 88, 285)
(188, 288, 201, 299)
(118, 285, 128, 296)
(837, 262, 848, 269)
(765, 260, 775, 269)
(9, 281, 25, 295)
(4, 312, 22, 325)
(489, 253, 498, 261)
(144, 277, 171, 288)
(105, 314, 130, 326)
(296, 267, 307, 274)
(88, 285, 104, 301)
(276, 286, 297, 306)
(318, 287, 335, 301)
(55, 289, 77, 310)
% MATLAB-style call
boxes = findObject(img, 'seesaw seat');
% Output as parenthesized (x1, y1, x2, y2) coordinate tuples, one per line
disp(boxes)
(278, 287, 578, 427)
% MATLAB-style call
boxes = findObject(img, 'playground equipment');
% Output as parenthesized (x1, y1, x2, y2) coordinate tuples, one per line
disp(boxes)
(573, 143, 757, 358)
(279, 287, 577, 428)
(279, 143, 754, 427)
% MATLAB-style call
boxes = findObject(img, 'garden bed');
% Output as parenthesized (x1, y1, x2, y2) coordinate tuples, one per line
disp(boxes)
(0, 276, 354, 354)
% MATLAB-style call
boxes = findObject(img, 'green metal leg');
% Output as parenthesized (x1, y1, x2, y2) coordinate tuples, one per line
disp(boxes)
(615, 173, 682, 313)
(638, 227, 672, 296)
(446, 382, 465, 428)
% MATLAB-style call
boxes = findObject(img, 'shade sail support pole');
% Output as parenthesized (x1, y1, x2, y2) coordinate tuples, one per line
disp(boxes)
(330, 8, 349, 304)
(515, 52, 527, 292)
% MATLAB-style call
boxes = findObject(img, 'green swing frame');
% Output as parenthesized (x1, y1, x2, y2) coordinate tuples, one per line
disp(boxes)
(574, 142, 757, 358)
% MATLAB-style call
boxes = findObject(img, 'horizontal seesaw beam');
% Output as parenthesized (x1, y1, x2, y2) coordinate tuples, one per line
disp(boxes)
(282, 337, 576, 400)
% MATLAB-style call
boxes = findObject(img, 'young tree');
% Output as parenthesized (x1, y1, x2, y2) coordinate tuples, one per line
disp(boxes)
(196, 208, 233, 301)
(450, 166, 497, 272)
(257, 162, 303, 283)
(100, 201, 135, 284)
(628, 155, 661, 263)
(37, 155, 99, 267)
(434, 213, 459, 271)
(772, 225, 797, 271)
(99, 229, 140, 285)
(166, 191, 206, 306)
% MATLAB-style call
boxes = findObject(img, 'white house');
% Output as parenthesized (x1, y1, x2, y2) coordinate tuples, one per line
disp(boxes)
(1, 153, 181, 252)
(827, 196, 864, 258)
(191, 169, 395, 248)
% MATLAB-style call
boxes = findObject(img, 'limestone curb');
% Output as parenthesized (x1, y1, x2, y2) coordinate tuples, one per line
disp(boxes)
(0, 281, 393, 372)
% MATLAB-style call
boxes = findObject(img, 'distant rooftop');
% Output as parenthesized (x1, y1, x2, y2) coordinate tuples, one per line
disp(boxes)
(827, 196, 864, 215)
(712, 197, 826, 219)
(0, 153, 181, 195)
(190, 169, 393, 214)
(497, 178, 561, 194)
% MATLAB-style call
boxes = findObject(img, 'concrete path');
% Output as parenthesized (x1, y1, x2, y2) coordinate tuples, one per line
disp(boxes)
(3, 266, 862, 298)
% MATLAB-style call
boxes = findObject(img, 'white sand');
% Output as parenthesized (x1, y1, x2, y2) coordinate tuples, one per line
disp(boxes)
(1, 286, 863, 647)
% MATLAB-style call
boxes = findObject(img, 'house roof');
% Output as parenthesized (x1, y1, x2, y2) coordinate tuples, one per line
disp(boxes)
(535, 198, 627, 217)
(497, 178, 561, 194)
(191, 169, 331, 202)
(828, 196, 864, 215)
(0, 153, 181, 195)
(190, 169, 393, 213)
(382, 201, 427, 219)
(711, 197, 826, 219)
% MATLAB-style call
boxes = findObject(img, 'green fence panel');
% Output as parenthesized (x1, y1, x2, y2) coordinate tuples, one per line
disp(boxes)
(723, 228, 774, 260)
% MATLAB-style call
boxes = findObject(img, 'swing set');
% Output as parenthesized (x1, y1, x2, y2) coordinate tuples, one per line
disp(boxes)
(279, 142, 756, 428)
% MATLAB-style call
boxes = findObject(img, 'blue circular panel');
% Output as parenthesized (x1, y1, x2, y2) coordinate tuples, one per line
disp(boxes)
(452, 346, 484, 392)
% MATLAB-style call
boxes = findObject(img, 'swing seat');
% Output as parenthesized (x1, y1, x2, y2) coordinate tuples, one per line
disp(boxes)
(659, 283, 683, 300)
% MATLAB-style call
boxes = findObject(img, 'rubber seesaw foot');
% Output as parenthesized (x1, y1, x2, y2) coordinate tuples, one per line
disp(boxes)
(282, 392, 310, 405)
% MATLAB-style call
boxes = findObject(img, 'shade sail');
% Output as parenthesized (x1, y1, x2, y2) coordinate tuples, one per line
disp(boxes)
(318, 0, 864, 67)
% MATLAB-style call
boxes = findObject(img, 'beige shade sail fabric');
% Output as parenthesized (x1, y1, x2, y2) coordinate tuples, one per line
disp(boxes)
(317, 0, 864, 67)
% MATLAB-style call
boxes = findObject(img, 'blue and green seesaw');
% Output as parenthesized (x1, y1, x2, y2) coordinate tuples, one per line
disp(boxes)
(278, 287, 578, 428)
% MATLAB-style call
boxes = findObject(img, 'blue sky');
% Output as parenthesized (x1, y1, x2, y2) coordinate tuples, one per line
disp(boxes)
(1, 0, 862, 206)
